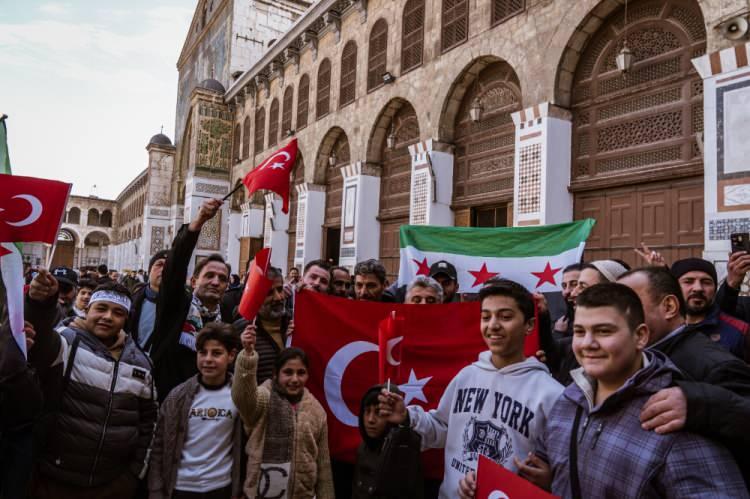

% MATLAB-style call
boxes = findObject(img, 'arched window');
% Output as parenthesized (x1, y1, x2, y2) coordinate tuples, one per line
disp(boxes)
(242, 116, 251, 159)
(340, 41, 357, 108)
(67, 207, 81, 224)
(254, 107, 265, 153)
(441, 0, 468, 53)
(268, 99, 280, 148)
(492, 0, 524, 26)
(401, 0, 425, 73)
(101, 210, 112, 227)
(87, 208, 100, 226)
(316, 59, 331, 119)
(367, 20, 388, 92)
(297, 74, 310, 130)
(233, 123, 242, 163)
(282, 86, 294, 135)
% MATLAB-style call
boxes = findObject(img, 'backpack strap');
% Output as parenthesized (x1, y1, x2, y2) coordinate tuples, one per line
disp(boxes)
(61, 335, 82, 394)
(569, 405, 584, 499)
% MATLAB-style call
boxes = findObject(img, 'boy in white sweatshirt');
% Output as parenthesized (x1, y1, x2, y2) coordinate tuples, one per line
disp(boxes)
(379, 279, 564, 498)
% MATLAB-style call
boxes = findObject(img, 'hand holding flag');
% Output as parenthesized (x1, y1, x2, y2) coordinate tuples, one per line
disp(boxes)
(238, 248, 274, 321)
(241, 138, 297, 214)
(378, 310, 404, 384)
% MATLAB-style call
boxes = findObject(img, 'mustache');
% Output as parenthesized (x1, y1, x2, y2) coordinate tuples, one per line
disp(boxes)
(688, 292, 707, 300)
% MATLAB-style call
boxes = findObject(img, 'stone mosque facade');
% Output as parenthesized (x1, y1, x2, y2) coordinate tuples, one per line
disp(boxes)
(53, 0, 750, 281)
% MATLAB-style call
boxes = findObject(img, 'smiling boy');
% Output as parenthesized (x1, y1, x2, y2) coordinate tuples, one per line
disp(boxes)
(379, 279, 563, 499)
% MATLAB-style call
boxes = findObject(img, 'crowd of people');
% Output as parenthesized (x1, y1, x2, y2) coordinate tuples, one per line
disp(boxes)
(2, 197, 750, 498)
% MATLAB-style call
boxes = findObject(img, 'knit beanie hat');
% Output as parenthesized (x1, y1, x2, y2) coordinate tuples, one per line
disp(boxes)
(670, 258, 717, 284)
(590, 260, 629, 282)
(148, 249, 169, 272)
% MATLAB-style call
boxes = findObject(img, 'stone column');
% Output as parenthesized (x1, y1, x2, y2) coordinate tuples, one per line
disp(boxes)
(408, 139, 454, 226)
(339, 161, 381, 270)
(511, 102, 573, 227)
(692, 41, 750, 266)
(263, 194, 290, 274)
(293, 183, 326, 268)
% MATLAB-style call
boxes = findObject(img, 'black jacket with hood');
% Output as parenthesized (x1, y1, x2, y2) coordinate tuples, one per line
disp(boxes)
(352, 385, 423, 499)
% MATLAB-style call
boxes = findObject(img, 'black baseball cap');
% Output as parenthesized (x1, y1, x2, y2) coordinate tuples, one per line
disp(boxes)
(51, 266, 78, 287)
(429, 260, 457, 281)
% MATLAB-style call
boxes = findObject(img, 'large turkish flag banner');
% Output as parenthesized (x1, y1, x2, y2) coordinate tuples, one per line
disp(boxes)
(0, 174, 71, 244)
(292, 290, 486, 477)
(476, 454, 559, 499)
(242, 138, 297, 214)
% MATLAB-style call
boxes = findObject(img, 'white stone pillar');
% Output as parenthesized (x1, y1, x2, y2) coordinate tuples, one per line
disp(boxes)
(294, 183, 326, 268)
(408, 139, 454, 226)
(693, 42, 750, 267)
(227, 211, 242, 274)
(511, 102, 573, 227)
(339, 161, 381, 269)
(264, 193, 290, 274)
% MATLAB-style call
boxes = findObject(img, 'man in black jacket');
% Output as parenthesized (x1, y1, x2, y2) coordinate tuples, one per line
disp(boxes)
(619, 267, 750, 484)
(149, 198, 231, 401)
(128, 249, 168, 349)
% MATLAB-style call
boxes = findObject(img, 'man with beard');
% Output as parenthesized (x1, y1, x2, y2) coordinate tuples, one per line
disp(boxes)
(552, 263, 581, 339)
(354, 259, 394, 302)
(233, 267, 288, 384)
(299, 259, 331, 293)
(51, 266, 78, 321)
(149, 198, 232, 401)
(286, 267, 300, 286)
(128, 250, 168, 350)
(671, 258, 748, 360)
(619, 266, 750, 486)
(329, 266, 352, 298)
(429, 261, 459, 303)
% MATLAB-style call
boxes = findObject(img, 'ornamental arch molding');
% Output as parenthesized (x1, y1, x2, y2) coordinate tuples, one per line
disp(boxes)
(315, 127, 351, 231)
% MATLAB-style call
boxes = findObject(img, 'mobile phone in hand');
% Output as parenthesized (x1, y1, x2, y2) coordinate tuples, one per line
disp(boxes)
(730, 232, 750, 253)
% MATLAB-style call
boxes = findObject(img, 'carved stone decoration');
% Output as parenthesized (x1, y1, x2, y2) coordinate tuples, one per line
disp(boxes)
(255, 75, 270, 98)
(302, 30, 318, 60)
(284, 47, 300, 72)
(325, 11, 341, 43)
(195, 182, 229, 195)
(197, 118, 232, 172)
(197, 212, 222, 250)
(352, 0, 367, 22)
(150, 226, 165, 255)
(150, 207, 169, 217)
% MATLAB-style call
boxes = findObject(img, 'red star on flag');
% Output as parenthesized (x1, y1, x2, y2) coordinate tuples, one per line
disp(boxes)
(468, 263, 498, 287)
(531, 262, 562, 288)
(413, 257, 430, 276)
(0, 245, 11, 257)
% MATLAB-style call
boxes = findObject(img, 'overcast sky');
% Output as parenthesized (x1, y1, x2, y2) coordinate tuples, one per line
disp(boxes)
(1, 1, 195, 199)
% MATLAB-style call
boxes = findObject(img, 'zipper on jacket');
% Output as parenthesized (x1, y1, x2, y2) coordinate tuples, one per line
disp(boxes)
(578, 416, 590, 443)
(287, 407, 298, 496)
(590, 422, 604, 450)
(89, 357, 120, 486)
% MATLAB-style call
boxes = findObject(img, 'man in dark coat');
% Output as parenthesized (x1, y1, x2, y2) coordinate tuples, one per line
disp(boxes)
(128, 249, 168, 349)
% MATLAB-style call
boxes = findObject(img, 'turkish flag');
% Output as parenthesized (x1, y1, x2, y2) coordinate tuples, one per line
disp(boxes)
(476, 454, 558, 499)
(0, 174, 71, 244)
(378, 310, 404, 384)
(292, 290, 486, 478)
(238, 248, 273, 321)
(242, 138, 297, 214)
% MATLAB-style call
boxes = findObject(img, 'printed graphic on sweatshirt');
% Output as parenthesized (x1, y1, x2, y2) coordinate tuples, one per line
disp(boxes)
(189, 405, 234, 421)
(258, 462, 290, 499)
(450, 387, 535, 473)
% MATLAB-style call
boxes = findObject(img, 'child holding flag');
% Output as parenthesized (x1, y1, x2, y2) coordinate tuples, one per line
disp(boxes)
(378, 279, 563, 498)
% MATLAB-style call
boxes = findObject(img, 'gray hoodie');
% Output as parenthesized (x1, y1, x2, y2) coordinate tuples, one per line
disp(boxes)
(407, 352, 563, 499)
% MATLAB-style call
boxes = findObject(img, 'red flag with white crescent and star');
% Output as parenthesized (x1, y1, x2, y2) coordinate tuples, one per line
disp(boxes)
(0, 174, 71, 244)
(241, 138, 298, 214)
(476, 454, 559, 499)
(292, 289, 486, 477)
(238, 247, 273, 321)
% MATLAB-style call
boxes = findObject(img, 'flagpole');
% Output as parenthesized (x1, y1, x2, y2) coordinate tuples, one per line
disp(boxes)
(222, 182, 243, 201)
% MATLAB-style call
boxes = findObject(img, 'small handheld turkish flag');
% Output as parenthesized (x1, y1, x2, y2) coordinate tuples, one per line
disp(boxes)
(0, 174, 71, 244)
(242, 138, 297, 214)
(476, 454, 559, 499)
(378, 310, 404, 384)
(238, 248, 274, 321)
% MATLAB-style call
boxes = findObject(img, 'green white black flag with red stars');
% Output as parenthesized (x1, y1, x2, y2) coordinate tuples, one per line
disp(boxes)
(397, 219, 596, 293)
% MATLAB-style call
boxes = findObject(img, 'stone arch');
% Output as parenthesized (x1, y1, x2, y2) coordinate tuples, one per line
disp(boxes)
(315, 128, 351, 246)
(366, 97, 421, 165)
(100, 209, 113, 227)
(83, 230, 110, 268)
(437, 55, 519, 143)
(58, 227, 79, 244)
(67, 206, 81, 224)
(313, 126, 351, 184)
(554, 0, 707, 107)
(87, 208, 100, 226)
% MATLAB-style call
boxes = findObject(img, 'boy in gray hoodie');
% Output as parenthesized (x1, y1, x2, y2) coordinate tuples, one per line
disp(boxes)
(379, 279, 563, 498)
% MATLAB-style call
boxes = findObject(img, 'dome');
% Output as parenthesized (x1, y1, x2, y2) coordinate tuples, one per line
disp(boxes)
(198, 78, 226, 93)
(148, 133, 172, 146)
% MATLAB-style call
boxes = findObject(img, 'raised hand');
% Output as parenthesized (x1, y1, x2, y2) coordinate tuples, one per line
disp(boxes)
(377, 388, 407, 425)
(634, 242, 666, 267)
(29, 269, 59, 302)
(189, 198, 224, 232)
(241, 323, 257, 354)
(726, 250, 750, 289)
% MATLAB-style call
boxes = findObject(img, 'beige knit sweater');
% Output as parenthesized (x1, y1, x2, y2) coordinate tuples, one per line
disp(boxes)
(231, 350, 335, 499)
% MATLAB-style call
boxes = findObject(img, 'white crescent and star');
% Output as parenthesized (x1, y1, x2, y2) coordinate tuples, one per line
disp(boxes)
(386, 336, 403, 366)
(0, 194, 43, 227)
(488, 491, 510, 499)
(323, 340, 433, 426)
(261, 151, 291, 170)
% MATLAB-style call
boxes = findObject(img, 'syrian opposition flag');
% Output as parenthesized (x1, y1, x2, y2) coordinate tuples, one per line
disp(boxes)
(398, 220, 595, 293)
(238, 248, 273, 321)
(292, 290, 486, 477)
(242, 138, 297, 214)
